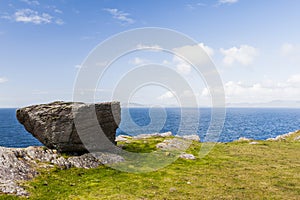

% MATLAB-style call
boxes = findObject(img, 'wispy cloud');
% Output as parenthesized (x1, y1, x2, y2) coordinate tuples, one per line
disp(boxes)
(281, 43, 300, 62)
(14, 9, 52, 24)
(20, 0, 40, 6)
(103, 8, 135, 25)
(0, 77, 8, 83)
(129, 57, 149, 65)
(54, 9, 63, 14)
(186, 3, 206, 10)
(157, 91, 175, 100)
(2, 9, 64, 25)
(218, 0, 239, 5)
(55, 18, 64, 25)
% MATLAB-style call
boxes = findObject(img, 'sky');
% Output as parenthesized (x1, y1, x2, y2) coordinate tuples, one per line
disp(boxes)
(0, 0, 299, 107)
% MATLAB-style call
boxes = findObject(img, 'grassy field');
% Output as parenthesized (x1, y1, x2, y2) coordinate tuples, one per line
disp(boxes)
(1, 131, 300, 200)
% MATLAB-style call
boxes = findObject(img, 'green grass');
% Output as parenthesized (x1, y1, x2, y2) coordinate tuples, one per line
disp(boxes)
(1, 131, 300, 199)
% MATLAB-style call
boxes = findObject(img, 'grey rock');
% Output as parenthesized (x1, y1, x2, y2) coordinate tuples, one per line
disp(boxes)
(294, 136, 300, 141)
(156, 138, 191, 151)
(175, 134, 200, 141)
(179, 153, 196, 160)
(16, 101, 121, 153)
(0, 147, 36, 196)
(92, 152, 125, 165)
(249, 141, 259, 145)
(115, 135, 132, 142)
(0, 146, 125, 196)
(236, 137, 252, 142)
(267, 130, 300, 141)
(133, 131, 173, 139)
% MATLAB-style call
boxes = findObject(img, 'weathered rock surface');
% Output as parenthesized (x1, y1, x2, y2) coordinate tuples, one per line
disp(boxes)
(179, 153, 196, 160)
(0, 146, 124, 196)
(156, 138, 191, 151)
(133, 131, 173, 139)
(175, 134, 200, 141)
(16, 101, 121, 153)
(266, 130, 300, 141)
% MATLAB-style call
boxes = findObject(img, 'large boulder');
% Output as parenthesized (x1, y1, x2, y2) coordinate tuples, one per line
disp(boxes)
(16, 101, 121, 153)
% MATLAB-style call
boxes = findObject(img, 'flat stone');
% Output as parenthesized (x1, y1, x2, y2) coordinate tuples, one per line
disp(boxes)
(249, 142, 259, 145)
(115, 135, 132, 142)
(156, 138, 190, 151)
(133, 131, 173, 139)
(176, 134, 200, 141)
(179, 153, 196, 160)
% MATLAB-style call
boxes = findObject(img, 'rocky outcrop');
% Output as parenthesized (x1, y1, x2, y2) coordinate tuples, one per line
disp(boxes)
(16, 101, 121, 153)
(266, 130, 300, 141)
(0, 146, 124, 196)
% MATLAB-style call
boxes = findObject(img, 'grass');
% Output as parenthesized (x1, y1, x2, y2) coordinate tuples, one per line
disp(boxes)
(1, 131, 300, 199)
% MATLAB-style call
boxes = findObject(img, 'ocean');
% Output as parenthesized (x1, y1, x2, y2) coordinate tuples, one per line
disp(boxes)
(0, 108, 299, 147)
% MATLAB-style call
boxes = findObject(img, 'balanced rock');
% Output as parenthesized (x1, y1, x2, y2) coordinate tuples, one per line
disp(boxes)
(16, 101, 121, 153)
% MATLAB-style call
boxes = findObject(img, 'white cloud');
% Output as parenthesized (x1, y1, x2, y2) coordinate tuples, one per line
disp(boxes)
(157, 91, 175, 100)
(54, 9, 63, 14)
(202, 74, 300, 103)
(281, 43, 300, 62)
(287, 74, 300, 84)
(198, 43, 214, 57)
(20, 0, 40, 6)
(103, 8, 135, 25)
(14, 9, 52, 24)
(0, 77, 8, 83)
(218, 0, 239, 5)
(172, 43, 214, 74)
(55, 18, 64, 25)
(186, 3, 206, 10)
(130, 57, 149, 65)
(173, 56, 192, 75)
(2, 9, 64, 25)
(220, 45, 258, 66)
(136, 44, 162, 51)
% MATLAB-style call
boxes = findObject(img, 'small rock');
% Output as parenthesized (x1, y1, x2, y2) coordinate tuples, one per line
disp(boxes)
(156, 138, 190, 151)
(176, 135, 200, 141)
(169, 187, 177, 192)
(236, 137, 252, 142)
(115, 135, 132, 142)
(179, 153, 196, 160)
(294, 136, 300, 141)
(93, 152, 125, 165)
(160, 131, 173, 137)
(133, 131, 172, 139)
(249, 142, 259, 145)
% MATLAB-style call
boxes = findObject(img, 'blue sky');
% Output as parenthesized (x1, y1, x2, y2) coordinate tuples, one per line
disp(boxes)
(0, 0, 299, 107)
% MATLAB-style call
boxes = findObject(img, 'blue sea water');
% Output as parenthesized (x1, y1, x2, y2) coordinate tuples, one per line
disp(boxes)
(0, 108, 42, 147)
(0, 108, 299, 147)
